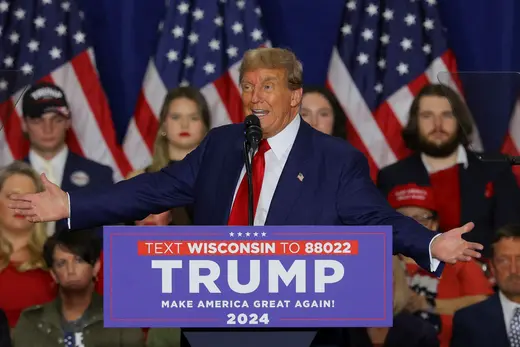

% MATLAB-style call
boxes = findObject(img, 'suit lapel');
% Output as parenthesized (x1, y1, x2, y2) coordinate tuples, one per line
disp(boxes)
(486, 293, 509, 346)
(212, 138, 245, 225)
(265, 121, 313, 225)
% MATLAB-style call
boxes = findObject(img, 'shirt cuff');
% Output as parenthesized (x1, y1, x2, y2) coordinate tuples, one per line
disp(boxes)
(429, 233, 442, 272)
(67, 193, 71, 230)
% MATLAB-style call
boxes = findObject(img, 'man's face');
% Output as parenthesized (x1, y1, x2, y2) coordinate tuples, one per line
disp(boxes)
(492, 237, 520, 298)
(240, 68, 302, 138)
(51, 245, 99, 291)
(416, 95, 460, 157)
(23, 112, 70, 154)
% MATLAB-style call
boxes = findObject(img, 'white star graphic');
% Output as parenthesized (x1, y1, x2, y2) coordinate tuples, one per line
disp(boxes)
(378, 58, 386, 69)
(229, 232, 234, 237)
(341, 24, 352, 36)
(0, 1, 9, 13)
(261, 232, 266, 237)
(21, 63, 33, 75)
(361, 28, 374, 41)
(374, 83, 383, 93)
(423, 44, 432, 54)
(426, 0, 437, 5)
(9, 32, 19, 44)
(226, 46, 238, 58)
(171, 26, 184, 38)
(250, 29, 263, 41)
(27, 40, 39, 52)
(404, 14, 416, 26)
(383, 9, 393, 21)
(254, 7, 262, 17)
(396, 62, 409, 75)
(253, 232, 259, 237)
(0, 79, 7, 91)
(231, 22, 243, 34)
(357, 52, 369, 65)
(423, 19, 434, 31)
(158, 21, 164, 32)
(208, 39, 220, 51)
(73, 31, 86, 44)
(214, 16, 223, 26)
(61, 1, 70, 11)
(203, 62, 215, 74)
(237, 0, 245, 9)
(180, 79, 190, 87)
(380, 34, 390, 45)
(55, 23, 67, 36)
(41, 0, 52, 4)
(188, 32, 199, 44)
(49, 47, 62, 59)
(245, 232, 251, 236)
(3, 56, 13, 67)
(192, 8, 204, 21)
(366, 3, 378, 16)
(34, 16, 46, 29)
(237, 232, 243, 237)
(166, 50, 178, 62)
(177, 2, 189, 14)
(14, 8, 25, 20)
(183, 56, 194, 67)
(346, 0, 356, 10)
(400, 38, 412, 51)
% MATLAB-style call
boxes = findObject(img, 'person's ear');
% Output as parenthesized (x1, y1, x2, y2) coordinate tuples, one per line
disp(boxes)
(290, 88, 303, 108)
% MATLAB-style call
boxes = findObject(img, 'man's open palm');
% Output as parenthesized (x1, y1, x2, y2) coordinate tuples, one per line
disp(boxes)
(431, 222, 483, 264)
(8, 173, 69, 223)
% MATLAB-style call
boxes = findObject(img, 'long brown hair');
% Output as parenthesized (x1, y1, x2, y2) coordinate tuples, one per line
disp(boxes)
(0, 161, 48, 271)
(401, 84, 474, 151)
(148, 86, 211, 172)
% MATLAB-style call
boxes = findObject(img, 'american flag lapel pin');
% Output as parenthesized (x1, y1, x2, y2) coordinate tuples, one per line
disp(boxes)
(297, 173, 304, 182)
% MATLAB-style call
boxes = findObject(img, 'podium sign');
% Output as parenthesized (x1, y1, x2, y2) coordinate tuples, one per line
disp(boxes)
(103, 225, 392, 328)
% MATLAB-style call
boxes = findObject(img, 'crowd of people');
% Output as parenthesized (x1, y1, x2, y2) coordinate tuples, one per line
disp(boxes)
(1, 47, 520, 347)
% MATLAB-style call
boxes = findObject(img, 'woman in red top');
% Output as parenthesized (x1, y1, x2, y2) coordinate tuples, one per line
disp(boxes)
(387, 183, 494, 347)
(0, 161, 57, 327)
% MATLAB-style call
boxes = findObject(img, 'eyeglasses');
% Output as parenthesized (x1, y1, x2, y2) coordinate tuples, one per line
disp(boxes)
(410, 214, 436, 225)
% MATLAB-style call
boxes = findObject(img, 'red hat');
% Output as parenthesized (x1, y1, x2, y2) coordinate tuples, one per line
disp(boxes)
(387, 183, 437, 212)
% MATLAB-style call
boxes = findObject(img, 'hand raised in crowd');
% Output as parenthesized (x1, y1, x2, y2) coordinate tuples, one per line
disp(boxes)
(431, 222, 483, 263)
(8, 173, 69, 223)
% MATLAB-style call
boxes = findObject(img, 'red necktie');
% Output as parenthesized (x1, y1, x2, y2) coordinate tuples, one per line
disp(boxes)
(228, 139, 271, 225)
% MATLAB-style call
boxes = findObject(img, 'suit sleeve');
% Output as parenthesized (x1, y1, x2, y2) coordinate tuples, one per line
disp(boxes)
(0, 309, 11, 347)
(336, 151, 443, 275)
(67, 130, 212, 230)
(493, 165, 520, 228)
(450, 310, 471, 347)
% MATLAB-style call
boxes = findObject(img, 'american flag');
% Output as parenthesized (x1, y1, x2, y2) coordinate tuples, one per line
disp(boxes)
(0, 0, 131, 180)
(122, 0, 269, 171)
(326, 0, 484, 181)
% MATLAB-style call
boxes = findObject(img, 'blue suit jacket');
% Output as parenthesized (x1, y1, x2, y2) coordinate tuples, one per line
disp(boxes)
(450, 293, 508, 347)
(25, 150, 114, 234)
(68, 119, 443, 275)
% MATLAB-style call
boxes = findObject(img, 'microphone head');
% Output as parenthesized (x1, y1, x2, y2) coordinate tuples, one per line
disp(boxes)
(245, 114, 261, 127)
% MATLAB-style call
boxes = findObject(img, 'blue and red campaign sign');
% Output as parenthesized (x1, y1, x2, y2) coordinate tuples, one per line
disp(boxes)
(103, 225, 392, 328)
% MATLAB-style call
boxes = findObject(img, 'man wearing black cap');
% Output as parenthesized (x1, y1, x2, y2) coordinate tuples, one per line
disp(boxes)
(21, 82, 114, 235)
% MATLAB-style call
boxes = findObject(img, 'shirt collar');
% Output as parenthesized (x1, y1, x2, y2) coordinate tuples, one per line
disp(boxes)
(420, 144, 468, 173)
(29, 145, 69, 167)
(265, 114, 300, 160)
(499, 290, 520, 316)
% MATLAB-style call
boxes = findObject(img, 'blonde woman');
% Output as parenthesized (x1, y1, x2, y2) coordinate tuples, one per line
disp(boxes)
(347, 256, 439, 347)
(128, 86, 210, 226)
(0, 161, 56, 328)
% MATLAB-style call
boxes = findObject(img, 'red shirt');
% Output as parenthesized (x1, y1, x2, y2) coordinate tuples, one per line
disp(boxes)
(429, 165, 461, 232)
(405, 260, 494, 347)
(0, 263, 57, 327)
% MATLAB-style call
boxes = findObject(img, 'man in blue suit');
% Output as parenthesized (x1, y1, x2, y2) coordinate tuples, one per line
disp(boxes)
(20, 82, 114, 235)
(9, 47, 481, 275)
(450, 224, 520, 347)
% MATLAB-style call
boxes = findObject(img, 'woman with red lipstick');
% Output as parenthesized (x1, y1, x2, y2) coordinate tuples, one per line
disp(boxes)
(0, 161, 57, 328)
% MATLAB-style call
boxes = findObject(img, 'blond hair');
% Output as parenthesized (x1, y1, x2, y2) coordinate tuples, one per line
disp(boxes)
(393, 256, 411, 315)
(0, 161, 48, 272)
(148, 87, 210, 173)
(239, 47, 303, 91)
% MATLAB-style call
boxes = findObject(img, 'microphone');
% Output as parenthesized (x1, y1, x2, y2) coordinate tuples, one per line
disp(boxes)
(244, 114, 262, 153)
(475, 153, 520, 165)
(243, 115, 263, 226)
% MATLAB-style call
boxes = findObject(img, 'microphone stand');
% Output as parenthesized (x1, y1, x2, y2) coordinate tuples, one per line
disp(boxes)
(243, 141, 254, 226)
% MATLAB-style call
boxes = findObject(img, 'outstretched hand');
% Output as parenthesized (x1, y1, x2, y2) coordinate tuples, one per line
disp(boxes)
(7, 173, 69, 223)
(431, 222, 483, 264)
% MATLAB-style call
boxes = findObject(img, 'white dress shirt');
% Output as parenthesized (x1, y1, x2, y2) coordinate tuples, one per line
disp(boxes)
(499, 290, 520, 335)
(67, 114, 439, 270)
(30, 146, 68, 236)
